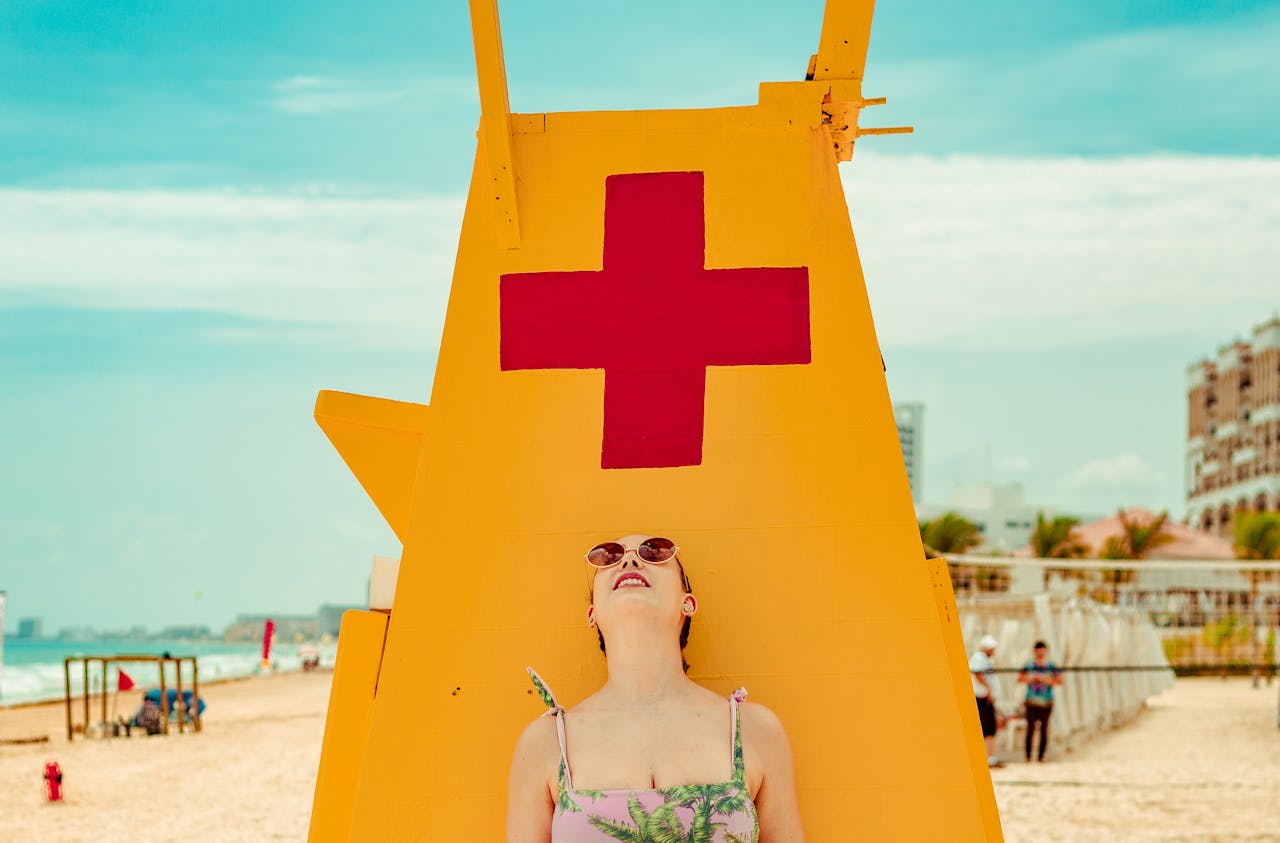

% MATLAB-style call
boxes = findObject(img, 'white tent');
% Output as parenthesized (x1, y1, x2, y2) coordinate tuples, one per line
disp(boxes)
(959, 593, 1176, 756)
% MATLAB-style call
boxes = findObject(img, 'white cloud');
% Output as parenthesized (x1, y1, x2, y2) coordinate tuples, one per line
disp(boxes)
(269, 75, 473, 115)
(2, 154, 1276, 354)
(864, 5, 1279, 155)
(845, 154, 1280, 350)
(1064, 453, 1163, 492)
(1056, 452, 1170, 514)
(996, 455, 1031, 473)
(0, 188, 464, 348)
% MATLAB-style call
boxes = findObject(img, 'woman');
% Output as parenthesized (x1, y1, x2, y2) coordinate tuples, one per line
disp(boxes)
(506, 534, 805, 842)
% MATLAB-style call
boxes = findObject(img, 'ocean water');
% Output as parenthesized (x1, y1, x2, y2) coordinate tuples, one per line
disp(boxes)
(0, 638, 336, 705)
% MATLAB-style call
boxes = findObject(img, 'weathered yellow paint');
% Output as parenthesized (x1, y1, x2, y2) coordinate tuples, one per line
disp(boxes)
(308, 1, 1000, 840)
(469, 0, 520, 247)
(314, 390, 429, 544)
(931, 557, 1006, 837)
(307, 610, 389, 843)
(811, 0, 875, 83)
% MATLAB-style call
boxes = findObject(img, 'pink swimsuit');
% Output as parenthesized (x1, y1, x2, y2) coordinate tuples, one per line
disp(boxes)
(528, 668, 760, 843)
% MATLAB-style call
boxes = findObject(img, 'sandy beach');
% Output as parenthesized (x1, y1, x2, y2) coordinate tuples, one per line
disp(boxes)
(2, 674, 1277, 841)
(993, 678, 1280, 843)
(0, 671, 330, 843)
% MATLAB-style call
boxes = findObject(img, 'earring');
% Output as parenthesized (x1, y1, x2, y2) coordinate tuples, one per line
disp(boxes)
(586, 609, 596, 627)
(683, 599, 697, 616)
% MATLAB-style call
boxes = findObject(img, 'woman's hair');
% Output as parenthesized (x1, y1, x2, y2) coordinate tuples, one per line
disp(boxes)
(593, 557, 693, 673)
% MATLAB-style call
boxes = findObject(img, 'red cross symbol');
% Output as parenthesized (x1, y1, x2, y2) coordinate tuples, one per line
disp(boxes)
(500, 171, 810, 469)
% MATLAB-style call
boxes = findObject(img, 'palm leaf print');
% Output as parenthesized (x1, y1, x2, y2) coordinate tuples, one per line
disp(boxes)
(689, 797, 719, 843)
(527, 667, 558, 711)
(585, 794, 692, 842)
(585, 814, 648, 842)
(541, 678, 760, 842)
(709, 786, 751, 817)
(556, 759, 581, 814)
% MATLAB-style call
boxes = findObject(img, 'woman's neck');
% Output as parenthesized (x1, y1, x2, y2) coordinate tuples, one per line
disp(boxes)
(598, 620, 691, 703)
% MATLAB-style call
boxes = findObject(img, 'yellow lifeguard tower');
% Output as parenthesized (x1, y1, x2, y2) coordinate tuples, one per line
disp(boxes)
(308, 1, 1003, 839)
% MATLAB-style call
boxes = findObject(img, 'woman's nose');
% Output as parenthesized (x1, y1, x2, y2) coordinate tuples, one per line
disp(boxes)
(621, 552, 641, 569)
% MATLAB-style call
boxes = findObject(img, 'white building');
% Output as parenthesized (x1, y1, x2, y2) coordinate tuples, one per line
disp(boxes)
(918, 482, 1040, 554)
(893, 402, 924, 502)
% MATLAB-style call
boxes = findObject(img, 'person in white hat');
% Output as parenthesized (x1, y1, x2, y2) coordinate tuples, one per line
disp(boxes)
(970, 634, 1002, 768)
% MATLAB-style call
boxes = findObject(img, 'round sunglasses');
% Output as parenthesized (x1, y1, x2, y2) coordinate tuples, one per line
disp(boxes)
(585, 537, 678, 568)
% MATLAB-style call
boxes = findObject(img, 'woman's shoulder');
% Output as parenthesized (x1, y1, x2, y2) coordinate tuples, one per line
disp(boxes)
(738, 699, 789, 742)
(512, 713, 561, 764)
(737, 699, 794, 795)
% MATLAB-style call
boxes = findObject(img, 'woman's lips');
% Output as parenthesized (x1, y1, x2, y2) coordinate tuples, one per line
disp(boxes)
(613, 572, 650, 590)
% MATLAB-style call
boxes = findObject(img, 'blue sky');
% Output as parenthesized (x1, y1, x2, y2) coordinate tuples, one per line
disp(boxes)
(1, 0, 1278, 633)
(4, 0, 1277, 191)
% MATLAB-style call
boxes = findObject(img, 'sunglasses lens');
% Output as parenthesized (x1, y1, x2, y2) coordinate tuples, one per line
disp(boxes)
(587, 542, 626, 568)
(638, 538, 676, 563)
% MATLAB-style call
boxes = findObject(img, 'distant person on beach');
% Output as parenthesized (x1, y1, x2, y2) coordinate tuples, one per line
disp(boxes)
(133, 697, 163, 735)
(506, 534, 804, 841)
(970, 634, 1002, 768)
(1018, 640, 1062, 763)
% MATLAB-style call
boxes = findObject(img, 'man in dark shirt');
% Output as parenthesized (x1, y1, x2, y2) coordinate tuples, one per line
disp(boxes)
(1018, 640, 1063, 762)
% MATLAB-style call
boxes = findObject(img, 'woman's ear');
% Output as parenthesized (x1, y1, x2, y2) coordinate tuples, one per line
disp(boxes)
(586, 607, 596, 628)
(682, 595, 697, 616)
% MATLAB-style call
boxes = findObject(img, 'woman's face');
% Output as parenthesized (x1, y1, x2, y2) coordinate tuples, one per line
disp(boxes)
(589, 533, 689, 634)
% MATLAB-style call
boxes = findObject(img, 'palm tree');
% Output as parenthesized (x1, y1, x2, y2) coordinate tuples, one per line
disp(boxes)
(1235, 511, 1280, 560)
(1030, 512, 1091, 592)
(920, 512, 983, 556)
(1099, 535, 1132, 559)
(1117, 509, 1176, 559)
(1095, 509, 1174, 603)
(1233, 512, 1280, 686)
(921, 512, 1003, 593)
(1030, 512, 1090, 558)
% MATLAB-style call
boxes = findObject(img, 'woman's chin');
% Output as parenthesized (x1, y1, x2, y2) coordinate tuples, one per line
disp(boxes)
(607, 590, 659, 607)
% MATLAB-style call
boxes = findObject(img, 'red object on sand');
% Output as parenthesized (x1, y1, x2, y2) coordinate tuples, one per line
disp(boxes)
(116, 668, 136, 692)
(43, 761, 63, 802)
(262, 619, 276, 666)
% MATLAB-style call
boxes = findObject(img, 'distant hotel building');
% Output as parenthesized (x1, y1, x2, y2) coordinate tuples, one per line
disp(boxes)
(1186, 317, 1280, 535)
(17, 618, 43, 639)
(893, 402, 924, 502)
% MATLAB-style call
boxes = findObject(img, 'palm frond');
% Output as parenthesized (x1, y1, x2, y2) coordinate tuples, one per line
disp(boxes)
(1235, 512, 1280, 560)
(709, 787, 751, 816)
(585, 815, 647, 841)
(920, 512, 983, 555)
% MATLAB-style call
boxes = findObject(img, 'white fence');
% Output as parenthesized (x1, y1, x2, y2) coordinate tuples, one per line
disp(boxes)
(958, 592, 1176, 757)
(949, 555, 1280, 673)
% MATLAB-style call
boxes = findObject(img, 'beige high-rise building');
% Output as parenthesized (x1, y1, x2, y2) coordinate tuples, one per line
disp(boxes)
(1185, 317, 1280, 535)
(893, 401, 924, 503)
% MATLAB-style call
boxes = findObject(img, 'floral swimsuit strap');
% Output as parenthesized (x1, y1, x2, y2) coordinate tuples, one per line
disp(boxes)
(727, 687, 748, 786)
(526, 667, 749, 790)
(528, 667, 575, 789)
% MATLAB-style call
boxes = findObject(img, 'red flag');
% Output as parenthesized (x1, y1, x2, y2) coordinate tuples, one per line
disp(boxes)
(117, 669, 136, 692)
(261, 618, 276, 666)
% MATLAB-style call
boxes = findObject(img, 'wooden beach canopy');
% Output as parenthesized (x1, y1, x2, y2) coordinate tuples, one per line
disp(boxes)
(63, 654, 201, 741)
